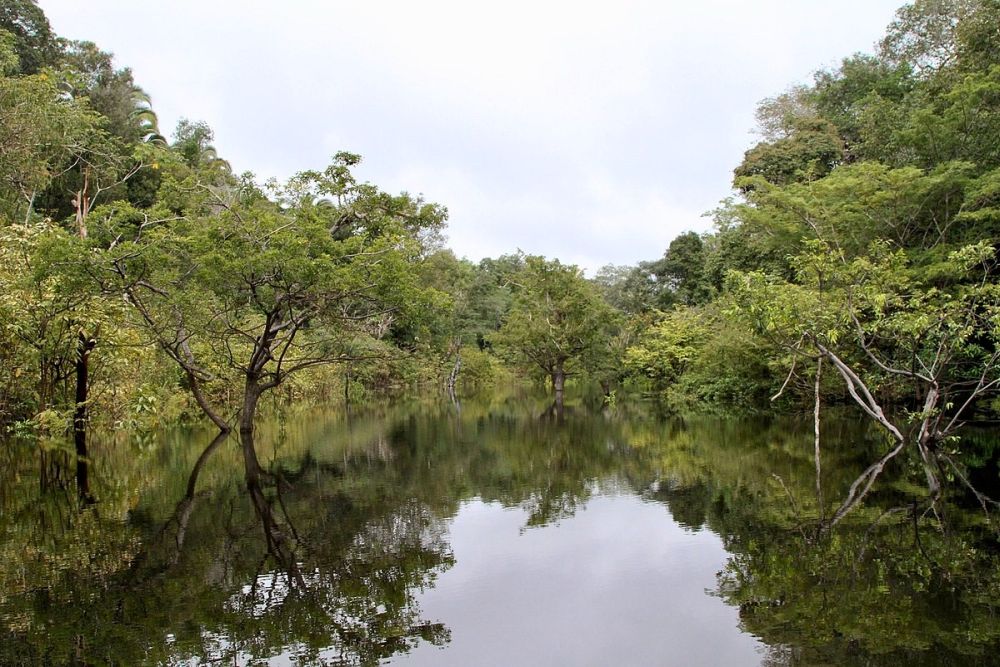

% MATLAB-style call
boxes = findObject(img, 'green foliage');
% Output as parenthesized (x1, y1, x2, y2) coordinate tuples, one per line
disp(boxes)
(494, 255, 617, 388)
(0, 0, 58, 75)
(659, 231, 712, 305)
(0, 29, 19, 76)
(58, 40, 162, 145)
(592, 260, 672, 313)
(97, 154, 447, 433)
(0, 69, 105, 223)
(625, 305, 776, 412)
(171, 118, 229, 172)
(626, 307, 711, 388)
(734, 117, 844, 189)
(812, 54, 915, 156)
(617, 0, 1000, 428)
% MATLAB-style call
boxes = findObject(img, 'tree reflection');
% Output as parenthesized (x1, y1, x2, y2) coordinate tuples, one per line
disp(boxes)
(0, 427, 454, 665)
(1, 403, 999, 665)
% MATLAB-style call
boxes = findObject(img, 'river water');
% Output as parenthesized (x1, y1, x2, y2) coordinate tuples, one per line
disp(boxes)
(1, 395, 998, 665)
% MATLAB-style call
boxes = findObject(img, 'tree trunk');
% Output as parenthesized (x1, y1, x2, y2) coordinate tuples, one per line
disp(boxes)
(240, 378, 262, 448)
(916, 386, 943, 504)
(447, 354, 461, 401)
(73, 166, 91, 239)
(552, 363, 566, 410)
(23, 190, 35, 225)
(814, 356, 824, 519)
(186, 371, 231, 432)
(74, 333, 96, 501)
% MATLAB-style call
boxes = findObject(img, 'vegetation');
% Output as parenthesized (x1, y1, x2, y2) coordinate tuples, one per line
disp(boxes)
(0, 0, 997, 513)
(607, 0, 1000, 522)
(2, 1, 1000, 662)
(494, 255, 617, 409)
(3, 402, 999, 664)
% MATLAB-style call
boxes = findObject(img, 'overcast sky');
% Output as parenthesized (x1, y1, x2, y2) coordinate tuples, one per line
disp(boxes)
(42, 0, 904, 272)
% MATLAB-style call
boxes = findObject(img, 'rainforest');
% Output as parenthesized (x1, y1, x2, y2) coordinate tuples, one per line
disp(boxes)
(2, 1, 1000, 665)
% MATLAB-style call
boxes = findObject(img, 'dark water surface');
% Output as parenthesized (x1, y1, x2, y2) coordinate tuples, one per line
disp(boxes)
(2, 395, 999, 665)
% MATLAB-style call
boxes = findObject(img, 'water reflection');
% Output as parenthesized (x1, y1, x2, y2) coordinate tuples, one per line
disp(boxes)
(0, 399, 998, 665)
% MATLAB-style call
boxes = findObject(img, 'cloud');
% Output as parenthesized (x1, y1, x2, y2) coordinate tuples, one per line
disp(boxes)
(41, 0, 904, 269)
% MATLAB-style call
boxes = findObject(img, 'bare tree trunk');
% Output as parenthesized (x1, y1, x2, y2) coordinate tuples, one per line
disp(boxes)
(23, 190, 35, 225)
(72, 173, 94, 501)
(916, 386, 943, 504)
(447, 353, 461, 402)
(73, 166, 91, 239)
(187, 371, 230, 432)
(816, 342, 908, 528)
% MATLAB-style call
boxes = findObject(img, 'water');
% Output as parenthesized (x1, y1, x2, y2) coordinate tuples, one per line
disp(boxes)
(1, 395, 999, 665)
(400, 496, 760, 666)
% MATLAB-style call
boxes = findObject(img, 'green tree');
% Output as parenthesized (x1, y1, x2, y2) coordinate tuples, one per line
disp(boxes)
(494, 256, 616, 407)
(734, 117, 844, 188)
(729, 239, 1000, 523)
(879, 0, 979, 74)
(593, 260, 675, 314)
(0, 67, 104, 224)
(102, 153, 446, 442)
(171, 118, 231, 174)
(659, 231, 712, 305)
(0, 0, 58, 75)
(59, 40, 163, 145)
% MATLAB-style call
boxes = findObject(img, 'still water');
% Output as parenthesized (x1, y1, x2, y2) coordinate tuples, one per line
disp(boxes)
(2, 395, 999, 665)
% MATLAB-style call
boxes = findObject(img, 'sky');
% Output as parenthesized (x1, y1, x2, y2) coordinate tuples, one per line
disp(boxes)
(41, 0, 905, 273)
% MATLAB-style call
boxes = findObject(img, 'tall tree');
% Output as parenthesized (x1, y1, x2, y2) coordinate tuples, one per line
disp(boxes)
(0, 66, 104, 224)
(659, 231, 712, 306)
(0, 0, 58, 75)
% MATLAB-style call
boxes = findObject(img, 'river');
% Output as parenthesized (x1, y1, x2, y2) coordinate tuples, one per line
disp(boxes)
(1, 394, 998, 665)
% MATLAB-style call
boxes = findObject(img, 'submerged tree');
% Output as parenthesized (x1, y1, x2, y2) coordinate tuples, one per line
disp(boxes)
(100, 152, 447, 443)
(494, 255, 616, 408)
(730, 238, 1000, 524)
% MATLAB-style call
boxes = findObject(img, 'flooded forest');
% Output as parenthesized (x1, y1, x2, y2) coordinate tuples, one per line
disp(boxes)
(2, 0, 1000, 665)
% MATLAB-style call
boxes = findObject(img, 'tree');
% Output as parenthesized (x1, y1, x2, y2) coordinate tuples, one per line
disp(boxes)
(659, 231, 712, 305)
(0, 0, 58, 75)
(811, 54, 915, 163)
(0, 67, 104, 224)
(59, 40, 164, 145)
(625, 307, 710, 394)
(729, 239, 1000, 524)
(101, 153, 446, 443)
(494, 256, 616, 408)
(880, 0, 979, 74)
(170, 119, 231, 174)
(731, 160, 988, 270)
(734, 117, 844, 189)
(592, 260, 673, 314)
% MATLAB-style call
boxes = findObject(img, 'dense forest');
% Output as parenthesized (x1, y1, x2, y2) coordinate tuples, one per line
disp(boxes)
(1, 0, 999, 514)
